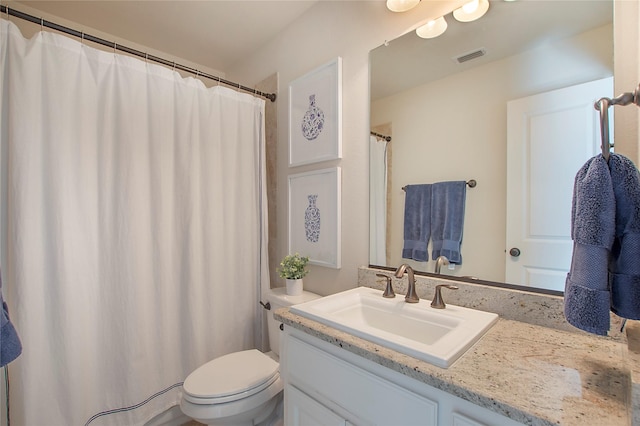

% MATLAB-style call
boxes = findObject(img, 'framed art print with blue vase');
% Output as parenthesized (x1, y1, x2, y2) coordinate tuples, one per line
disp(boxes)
(288, 57, 342, 167)
(288, 167, 342, 269)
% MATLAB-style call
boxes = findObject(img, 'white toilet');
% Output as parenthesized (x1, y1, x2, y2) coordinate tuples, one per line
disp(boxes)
(180, 287, 320, 426)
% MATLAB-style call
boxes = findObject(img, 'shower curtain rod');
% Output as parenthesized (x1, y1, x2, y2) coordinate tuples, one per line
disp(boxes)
(371, 131, 391, 142)
(0, 5, 277, 102)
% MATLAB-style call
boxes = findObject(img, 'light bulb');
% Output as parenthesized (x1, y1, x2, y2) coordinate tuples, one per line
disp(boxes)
(386, 0, 421, 13)
(415, 16, 448, 39)
(453, 0, 489, 22)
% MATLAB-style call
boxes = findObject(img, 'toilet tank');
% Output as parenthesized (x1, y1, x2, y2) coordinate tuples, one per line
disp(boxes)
(266, 287, 321, 357)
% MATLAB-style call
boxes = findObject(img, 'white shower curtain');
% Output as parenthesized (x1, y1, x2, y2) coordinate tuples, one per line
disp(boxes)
(369, 135, 388, 265)
(0, 19, 269, 425)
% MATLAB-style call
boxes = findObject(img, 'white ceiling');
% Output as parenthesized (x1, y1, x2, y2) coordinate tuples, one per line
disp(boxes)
(9, 0, 614, 95)
(13, 0, 319, 73)
(371, 0, 613, 100)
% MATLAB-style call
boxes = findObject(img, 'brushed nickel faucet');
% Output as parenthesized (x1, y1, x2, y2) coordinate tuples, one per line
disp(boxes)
(431, 284, 459, 309)
(394, 264, 419, 303)
(434, 255, 450, 274)
(376, 273, 395, 298)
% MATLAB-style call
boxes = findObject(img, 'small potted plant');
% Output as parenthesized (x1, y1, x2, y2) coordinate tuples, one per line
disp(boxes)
(278, 253, 309, 295)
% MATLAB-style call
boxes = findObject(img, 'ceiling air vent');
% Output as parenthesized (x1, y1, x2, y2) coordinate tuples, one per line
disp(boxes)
(453, 48, 486, 64)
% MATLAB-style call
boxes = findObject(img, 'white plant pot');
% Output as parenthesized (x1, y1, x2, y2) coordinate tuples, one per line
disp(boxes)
(286, 278, 303, 296)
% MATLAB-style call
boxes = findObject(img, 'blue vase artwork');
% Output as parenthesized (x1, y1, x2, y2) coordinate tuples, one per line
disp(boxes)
(305, 194, 321, 243)
(301, 94, 325, 141)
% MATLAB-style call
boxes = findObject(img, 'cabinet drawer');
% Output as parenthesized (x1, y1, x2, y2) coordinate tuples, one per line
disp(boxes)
(452, 412, 489, 426)
(286, 385, 347, 426)
(286, 334, 438, 425)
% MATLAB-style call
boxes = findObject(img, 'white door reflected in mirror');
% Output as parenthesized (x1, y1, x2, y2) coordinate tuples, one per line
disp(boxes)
(505, 77, 613, 292)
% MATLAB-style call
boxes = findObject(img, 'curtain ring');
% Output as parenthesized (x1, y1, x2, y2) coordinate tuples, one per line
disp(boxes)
(145, 53, 148, 63)
(113, 42, 117, 54)
(172, 61, 176, 72)
(40, 17, 44, 32)
(80, 31, 85, 45)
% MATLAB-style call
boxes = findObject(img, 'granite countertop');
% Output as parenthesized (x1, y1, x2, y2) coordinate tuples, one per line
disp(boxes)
(275, 308, 631, 426)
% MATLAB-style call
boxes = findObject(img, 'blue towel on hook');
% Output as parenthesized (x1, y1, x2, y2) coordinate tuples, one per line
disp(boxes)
(431, 181, 466, 264)
(402, 184, 432, 262)
(1, 269, 22, 367)
(564, 154, 615, 335)
(608, 153, 640, 320)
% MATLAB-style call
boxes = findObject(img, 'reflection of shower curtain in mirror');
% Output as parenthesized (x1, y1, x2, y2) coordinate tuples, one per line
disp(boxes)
(370, 136, 388, 265)
(0, 19, 269, 425)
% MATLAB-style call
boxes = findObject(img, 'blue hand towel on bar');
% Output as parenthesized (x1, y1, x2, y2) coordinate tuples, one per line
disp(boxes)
(1, 269, 22, 367)
(608, 153, 640, 320)
(564, 154, 615, 336)
(431, 181, 466, 264)
(402, 184, 432, 262)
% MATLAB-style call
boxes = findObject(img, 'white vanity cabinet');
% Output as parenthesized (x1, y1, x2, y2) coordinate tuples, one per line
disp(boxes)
(286, 385, 348, 426)
(281, 327, 523, 426)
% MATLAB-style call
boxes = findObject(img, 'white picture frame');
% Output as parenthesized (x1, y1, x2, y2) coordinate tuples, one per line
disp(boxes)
(288, 167, 341, 269)
(288, 57, 342, 167)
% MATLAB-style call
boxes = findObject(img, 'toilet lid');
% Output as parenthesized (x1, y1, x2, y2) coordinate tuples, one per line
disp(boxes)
(183, 349, 279, 401)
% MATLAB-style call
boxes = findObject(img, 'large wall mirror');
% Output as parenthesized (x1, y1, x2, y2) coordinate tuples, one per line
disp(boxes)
(369, 0, 613, 293)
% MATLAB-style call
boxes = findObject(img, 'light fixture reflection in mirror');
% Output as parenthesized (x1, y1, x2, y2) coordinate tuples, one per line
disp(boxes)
(453, 0, 489, 22)
(369, 0, 613, 293)
(416, 17, 448, 39)
(386, 0, 420, 13)
(414, 0, 489, 40)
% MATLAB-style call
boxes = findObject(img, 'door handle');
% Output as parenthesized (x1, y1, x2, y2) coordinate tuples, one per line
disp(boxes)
(509, 248, 521, 257)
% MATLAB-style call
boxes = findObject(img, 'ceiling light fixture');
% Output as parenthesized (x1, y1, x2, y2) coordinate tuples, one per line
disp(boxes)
(386, 0, 421, 13)
(415, 16, 448, 39)
(453, 0, 489, 22)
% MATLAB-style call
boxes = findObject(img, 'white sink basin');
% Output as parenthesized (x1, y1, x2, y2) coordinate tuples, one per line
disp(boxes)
(290, 286, 498, 368)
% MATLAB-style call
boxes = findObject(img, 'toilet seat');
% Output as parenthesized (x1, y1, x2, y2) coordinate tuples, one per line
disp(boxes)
(183, 349, 279, 405)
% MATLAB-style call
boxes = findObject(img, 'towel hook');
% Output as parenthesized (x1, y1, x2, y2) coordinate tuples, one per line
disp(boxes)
(595, 97, 612, 161)
(594, 83, 640, 162)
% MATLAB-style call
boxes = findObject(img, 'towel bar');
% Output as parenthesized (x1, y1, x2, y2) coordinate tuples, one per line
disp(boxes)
(402, 179, 476, 191)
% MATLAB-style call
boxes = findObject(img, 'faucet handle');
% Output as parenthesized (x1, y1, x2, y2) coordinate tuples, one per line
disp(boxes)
(431, 284, 458, 309)
(376, 274, 395, 298)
